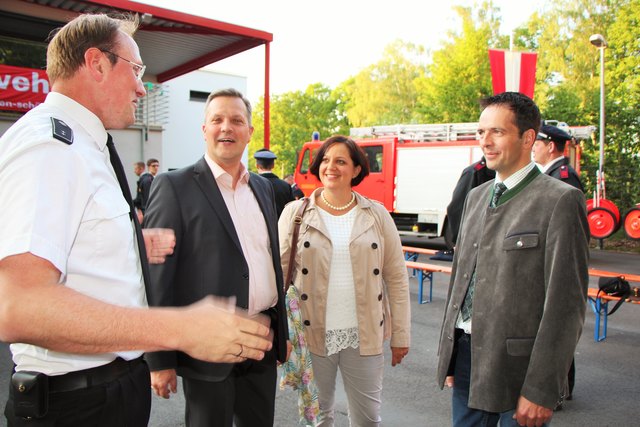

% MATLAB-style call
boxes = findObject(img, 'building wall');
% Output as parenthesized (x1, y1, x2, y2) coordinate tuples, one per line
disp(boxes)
(116, 126, 163, 196)
(161, 69, 248, 171)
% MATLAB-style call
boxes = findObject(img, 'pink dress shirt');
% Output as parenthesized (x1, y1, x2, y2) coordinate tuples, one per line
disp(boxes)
(204, 154, 278, 315)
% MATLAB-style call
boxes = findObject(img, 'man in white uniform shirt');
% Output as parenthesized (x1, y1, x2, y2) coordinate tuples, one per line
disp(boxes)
(0, 14, 271, 425)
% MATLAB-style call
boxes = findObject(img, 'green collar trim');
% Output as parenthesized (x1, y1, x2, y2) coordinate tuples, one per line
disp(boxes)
(494, 167, 541, 206)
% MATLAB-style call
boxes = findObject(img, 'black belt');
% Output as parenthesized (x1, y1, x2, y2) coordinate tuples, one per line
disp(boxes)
(48, 357, 144, 393)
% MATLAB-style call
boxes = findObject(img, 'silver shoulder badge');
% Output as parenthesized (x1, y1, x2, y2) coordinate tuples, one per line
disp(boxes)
(50, 117, 74, 145)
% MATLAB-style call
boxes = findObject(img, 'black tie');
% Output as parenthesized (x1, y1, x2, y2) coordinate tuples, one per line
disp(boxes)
(106, 134, 150, 287)
(491, 182, 508, 208)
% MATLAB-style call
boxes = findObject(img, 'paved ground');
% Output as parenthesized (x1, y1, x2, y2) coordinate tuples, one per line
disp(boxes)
(0, 248, 637, 426)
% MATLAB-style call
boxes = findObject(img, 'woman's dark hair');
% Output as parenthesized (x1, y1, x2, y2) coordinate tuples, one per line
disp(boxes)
(309, 135, 370, 187)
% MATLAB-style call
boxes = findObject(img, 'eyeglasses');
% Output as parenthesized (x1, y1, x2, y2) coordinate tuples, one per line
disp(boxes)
(101, 50, 146, 81)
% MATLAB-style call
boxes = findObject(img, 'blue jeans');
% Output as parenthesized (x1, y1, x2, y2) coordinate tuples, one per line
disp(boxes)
(451, 332, 550, 427)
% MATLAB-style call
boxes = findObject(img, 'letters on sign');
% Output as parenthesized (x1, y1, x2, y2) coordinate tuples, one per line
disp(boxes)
(0, 64, 50, 112)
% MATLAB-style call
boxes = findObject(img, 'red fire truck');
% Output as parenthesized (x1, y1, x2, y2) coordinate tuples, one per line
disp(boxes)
(294, 122, 595, 239)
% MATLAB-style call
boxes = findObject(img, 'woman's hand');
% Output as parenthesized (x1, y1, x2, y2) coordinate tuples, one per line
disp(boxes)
(390, 346, 409, 366)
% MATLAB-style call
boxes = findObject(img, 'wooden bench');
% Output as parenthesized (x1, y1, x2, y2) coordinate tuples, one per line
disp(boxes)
(403, 246, 440, 278)
(586, 269, 640, 342)
(402, 246, 452, 303)
(405, 260, 452, 304)
(402, 246, 439, 262)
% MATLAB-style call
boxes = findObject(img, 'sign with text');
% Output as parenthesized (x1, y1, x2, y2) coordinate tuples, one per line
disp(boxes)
(0, 64, 50, 112)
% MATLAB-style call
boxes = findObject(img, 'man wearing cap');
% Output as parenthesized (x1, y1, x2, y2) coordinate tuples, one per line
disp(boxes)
(533, 124, 585, 407)
(254, 148, 294, 217)
(533, 125, 584, 192)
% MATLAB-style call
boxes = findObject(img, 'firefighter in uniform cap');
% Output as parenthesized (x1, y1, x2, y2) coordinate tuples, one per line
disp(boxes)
(533, 123, 585, 409)
(533, 124, 584, 192)
(254, 148, 294, 217)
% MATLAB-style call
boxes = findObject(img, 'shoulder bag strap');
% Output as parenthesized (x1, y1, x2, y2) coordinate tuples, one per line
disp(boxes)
(285, 197, 311, 292)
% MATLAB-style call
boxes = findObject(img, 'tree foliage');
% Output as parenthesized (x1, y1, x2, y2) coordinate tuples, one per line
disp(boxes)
(414, 3, 501, 122)
(339, 40, 426, 127)
(250, 83, 349, 175)
(601, 0, 640, 210)
(251, 0, 639, 217)
(515, 0, 638, 210)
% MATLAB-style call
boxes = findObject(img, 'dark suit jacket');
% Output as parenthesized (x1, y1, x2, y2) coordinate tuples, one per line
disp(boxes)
(134, 172, 153, 212)
(445, 158, 495, 246)
(546, 157, 584, 192)
(143, 157, 287, 381)
(259, 172, 294, 217)
(291, 183, 304, 200)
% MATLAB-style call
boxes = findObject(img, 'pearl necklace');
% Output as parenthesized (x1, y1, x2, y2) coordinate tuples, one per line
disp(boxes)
(321, 191, 355, 211)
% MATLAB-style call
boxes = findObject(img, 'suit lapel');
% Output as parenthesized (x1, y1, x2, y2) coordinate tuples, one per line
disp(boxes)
(192, 157, 244, 255)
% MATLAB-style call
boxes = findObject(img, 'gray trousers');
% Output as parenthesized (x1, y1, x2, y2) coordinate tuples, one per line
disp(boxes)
(311, 347, 384, 427)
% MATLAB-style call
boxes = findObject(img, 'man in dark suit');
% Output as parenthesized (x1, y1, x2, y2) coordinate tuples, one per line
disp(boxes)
(533, 124, 584, 192)
(254, 148, 294, 217)
(284, 173, 305, 200)
(143, 88, 288, 427)
(437, 92, 588, 427)
(444, 157, 496, 249)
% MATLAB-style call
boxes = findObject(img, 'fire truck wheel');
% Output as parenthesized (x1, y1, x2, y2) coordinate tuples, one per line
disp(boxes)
(623, 207, 640, 240)
(587, 207, 619, 239)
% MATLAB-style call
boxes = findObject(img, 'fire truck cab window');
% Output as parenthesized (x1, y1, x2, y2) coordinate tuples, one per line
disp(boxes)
(364, 146, 383, 173)
(300, 148, 317, 174)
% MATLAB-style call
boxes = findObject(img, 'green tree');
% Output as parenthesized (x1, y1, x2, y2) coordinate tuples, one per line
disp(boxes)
(339, 40, 426, 127)
(601, 0, 640, 211)
(514, 0, 636, 211)
(414, 2, 501, 123)
(250, 83, 350, 175)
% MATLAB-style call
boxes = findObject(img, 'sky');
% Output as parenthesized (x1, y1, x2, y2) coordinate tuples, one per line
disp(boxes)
(140, 0, 543, 104)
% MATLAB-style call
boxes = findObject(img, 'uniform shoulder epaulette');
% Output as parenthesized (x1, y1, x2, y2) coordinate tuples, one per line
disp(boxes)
(50, 117, 74, 145)
(474, 161, 486, 171)
(559, 165, 569, 179)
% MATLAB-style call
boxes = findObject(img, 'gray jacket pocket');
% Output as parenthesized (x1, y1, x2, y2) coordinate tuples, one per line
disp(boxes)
(506, 337, 535, 356)
(503, 233, 539, 250)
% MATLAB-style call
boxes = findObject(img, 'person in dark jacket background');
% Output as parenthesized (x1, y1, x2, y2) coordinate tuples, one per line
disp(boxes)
(444, 157, 496, 250)
(254, 148, 294, 217)
(284, 173, 305, 200)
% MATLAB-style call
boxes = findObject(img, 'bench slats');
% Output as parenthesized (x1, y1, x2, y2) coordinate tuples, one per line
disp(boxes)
(402, 246, 639, 343)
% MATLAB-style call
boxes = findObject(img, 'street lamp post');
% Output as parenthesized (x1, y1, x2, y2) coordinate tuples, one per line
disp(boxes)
(589, 33, 607, 205)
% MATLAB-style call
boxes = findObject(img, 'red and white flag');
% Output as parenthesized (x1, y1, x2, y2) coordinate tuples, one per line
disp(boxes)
(488, 49, 537, 99)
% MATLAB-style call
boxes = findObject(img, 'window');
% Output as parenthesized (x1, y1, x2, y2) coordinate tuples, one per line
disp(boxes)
(189, 90, 209, 102)
(0, 36, 47, 69)
(363, 145, 383, 173)
(300, 148, 312, 174)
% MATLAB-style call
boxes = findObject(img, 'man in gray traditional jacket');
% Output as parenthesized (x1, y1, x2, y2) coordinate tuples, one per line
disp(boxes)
(436, 92, 589, 427)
